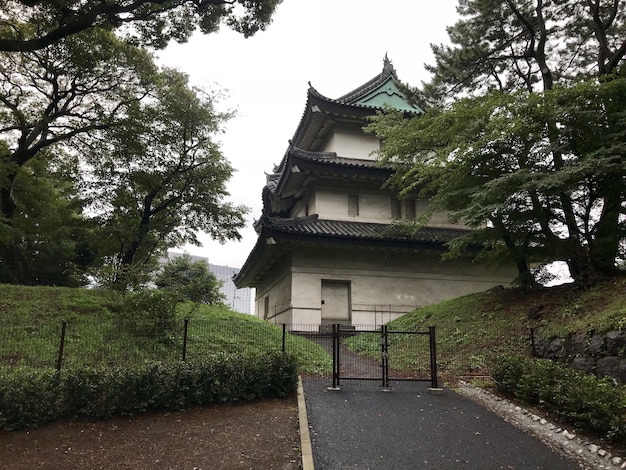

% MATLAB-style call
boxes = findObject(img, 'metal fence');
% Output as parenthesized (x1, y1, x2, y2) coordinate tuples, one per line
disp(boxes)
(286, 321, 533, 384)
(1, 317, 287, 370)
(1, 318, 534, 381)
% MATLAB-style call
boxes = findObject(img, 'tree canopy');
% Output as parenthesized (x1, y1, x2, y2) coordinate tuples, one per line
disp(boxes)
(369, 0, 626, 287)
(155, 254, 225, 309)
(0, 0, 276, 288)
(0, 25, 247, 287)
(0, 29, 157, 283)
(0, 0, 282, 52)
(84, 68, 246, 289)
(422, 0, 626, 102)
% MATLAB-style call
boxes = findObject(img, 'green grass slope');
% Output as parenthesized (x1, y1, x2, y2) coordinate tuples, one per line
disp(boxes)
(345, 276, 626, 379)
(0, 285, 331, 375)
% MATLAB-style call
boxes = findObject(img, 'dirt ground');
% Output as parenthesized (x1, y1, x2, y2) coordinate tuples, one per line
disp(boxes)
(0, 395, 301, 470)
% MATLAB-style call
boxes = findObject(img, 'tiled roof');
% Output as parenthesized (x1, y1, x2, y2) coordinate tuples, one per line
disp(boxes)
(233, 215, 472, 288)
(264, 215, 469, 244)
(336, 54, 398, 104)
(263, 146, 394, 204)
(288, 146, 391, 169)
(291, 57, 422, 150)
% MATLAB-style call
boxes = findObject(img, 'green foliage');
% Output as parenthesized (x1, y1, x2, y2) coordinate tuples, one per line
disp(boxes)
(423, 0, 626, 101)
(0, 0, 282, 52)
(86, 68, 246, 290)
(121, 290, 179, 344)
(370, 78, 626, 286)
(0, 368, 62, 429)
(492, 355, 626, 442)
(155, 255, 225, 309)
(0, 352, 298, 431)
(370, 1, 626, 287)
(1, 29, 247, 288)
(0, 150, 95, 286)
(0, 28, 158, 285)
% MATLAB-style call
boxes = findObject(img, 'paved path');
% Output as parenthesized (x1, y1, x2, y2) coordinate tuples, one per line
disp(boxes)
(301, 378, 578, 470)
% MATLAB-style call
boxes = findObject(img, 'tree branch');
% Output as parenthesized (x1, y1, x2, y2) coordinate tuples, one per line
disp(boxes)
(0, 0, 236, 52)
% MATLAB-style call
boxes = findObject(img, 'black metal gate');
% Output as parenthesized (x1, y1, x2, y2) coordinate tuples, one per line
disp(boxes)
(328, 324, 438, 390)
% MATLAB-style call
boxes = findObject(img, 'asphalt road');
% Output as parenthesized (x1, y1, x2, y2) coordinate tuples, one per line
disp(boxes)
(302, 378, 578, 470)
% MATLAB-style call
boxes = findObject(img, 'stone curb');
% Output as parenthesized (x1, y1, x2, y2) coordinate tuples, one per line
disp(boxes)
(456, 381, 625, 470)
(297, 376, 315, 470)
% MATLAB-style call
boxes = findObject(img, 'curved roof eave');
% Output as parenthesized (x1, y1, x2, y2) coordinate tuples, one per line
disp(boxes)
(233, 216, 472, 288)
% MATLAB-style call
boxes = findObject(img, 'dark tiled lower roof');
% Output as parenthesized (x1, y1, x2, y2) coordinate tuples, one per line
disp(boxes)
(234, 215, 472, 288)
(265, 216, 469, 244)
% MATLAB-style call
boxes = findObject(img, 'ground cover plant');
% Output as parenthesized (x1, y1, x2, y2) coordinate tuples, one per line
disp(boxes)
(492, 354, 626, 445)
(0, 351, 298, 430)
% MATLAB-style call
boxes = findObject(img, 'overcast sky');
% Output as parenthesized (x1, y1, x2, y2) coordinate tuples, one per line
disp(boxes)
(156, 0, 460, 268)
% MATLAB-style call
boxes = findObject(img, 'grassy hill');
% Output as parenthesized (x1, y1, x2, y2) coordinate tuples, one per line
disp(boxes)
(0, 284, 331, 375)
(345, 276, 626, 380)
(2, 277, 625, 379)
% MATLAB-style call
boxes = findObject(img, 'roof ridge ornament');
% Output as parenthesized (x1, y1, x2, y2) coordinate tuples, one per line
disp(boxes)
(383, 53, 396, 77)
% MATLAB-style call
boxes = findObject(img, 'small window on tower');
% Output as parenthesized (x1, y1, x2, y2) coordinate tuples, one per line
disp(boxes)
(348, 195, 359, 216)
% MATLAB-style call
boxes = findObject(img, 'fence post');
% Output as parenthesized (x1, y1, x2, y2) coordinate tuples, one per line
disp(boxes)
(428, 326, 439, 389)
(281, 324, 286, 352)
(529, 326, 537, 357)
(182, 318, 189, 362)
(332, 324, 339, 389)
(56, 320, 67, 372)
(381, 324, 389, 389)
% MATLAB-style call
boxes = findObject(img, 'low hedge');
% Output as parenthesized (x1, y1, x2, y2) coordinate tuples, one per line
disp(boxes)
(0, 351, 298, 430)
(492, 355, 626, 443)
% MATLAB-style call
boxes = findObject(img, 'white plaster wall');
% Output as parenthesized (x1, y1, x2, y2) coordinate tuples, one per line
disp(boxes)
(315, 190, 349, 220)
(307, 193, 317, 216)
(315, 190, 392, 222)
(290, 192, 317, 218)
(254, 270, 292, 322)
(322, 129, 380, 160)
(288, 271, 322, 324)
(359, 194, 391, 220)
(287, 248, 515, 328)
(310, 189, 460, 227)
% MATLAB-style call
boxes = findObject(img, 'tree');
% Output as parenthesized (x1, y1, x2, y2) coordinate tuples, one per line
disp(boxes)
(0, 28, 157, 282)
(422, 0, 626, 101)
(155, 254, 225, 314)
(370, 78, 626, 287)
(0, 0, 282, 52)
(0, 146, 96, 285)
(369, 0, 626, 286)
(84, 68, 246, 290)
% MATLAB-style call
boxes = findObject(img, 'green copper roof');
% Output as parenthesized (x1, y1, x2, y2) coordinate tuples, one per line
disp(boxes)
(351, 76, 423, 113)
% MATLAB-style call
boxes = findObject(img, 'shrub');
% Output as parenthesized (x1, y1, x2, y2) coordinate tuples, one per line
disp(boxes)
(491, 354, 526, 395)
(492, 355, 626, 442)
(0, 351, 298, 430)
(121, 290, 178, 343)
(0, 368, 63, 430)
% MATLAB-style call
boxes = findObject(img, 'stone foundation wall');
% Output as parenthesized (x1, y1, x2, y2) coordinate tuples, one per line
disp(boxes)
(533, 330, 626, 384)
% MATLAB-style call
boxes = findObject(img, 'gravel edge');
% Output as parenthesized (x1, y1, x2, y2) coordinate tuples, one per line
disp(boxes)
(455, 381, 625, 470)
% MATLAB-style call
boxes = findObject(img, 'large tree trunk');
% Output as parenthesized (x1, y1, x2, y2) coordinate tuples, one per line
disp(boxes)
(0, 169, 23, 283)
(590, 178, 623, 275)
(112, 194, 155, 290)
(0, 239, 26, 284)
